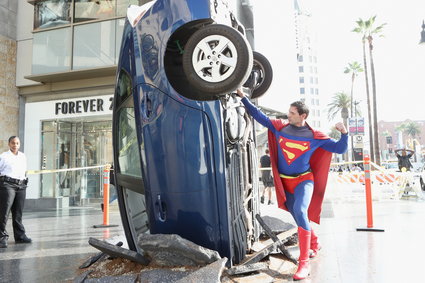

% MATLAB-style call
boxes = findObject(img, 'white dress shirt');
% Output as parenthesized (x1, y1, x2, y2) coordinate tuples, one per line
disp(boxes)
(0, 150, 27, 180)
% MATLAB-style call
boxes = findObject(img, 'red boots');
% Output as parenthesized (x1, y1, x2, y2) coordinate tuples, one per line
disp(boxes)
(310, 228, 321, 258)
(293, 227, 311, 280)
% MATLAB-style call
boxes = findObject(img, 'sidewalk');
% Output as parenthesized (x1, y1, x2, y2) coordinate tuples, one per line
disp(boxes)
(0, 206, 123, 283)
(1, 193, 425, 282)
(309, 197, 425, 283)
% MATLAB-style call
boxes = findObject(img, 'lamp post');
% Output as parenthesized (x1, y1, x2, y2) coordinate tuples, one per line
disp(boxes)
(354, 100, 361, 117)
(352, 100, 362, 161)
(420, 20, 425, 44)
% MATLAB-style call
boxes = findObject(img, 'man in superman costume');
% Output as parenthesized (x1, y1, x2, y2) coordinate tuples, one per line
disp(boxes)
(237, 89, 348, 280)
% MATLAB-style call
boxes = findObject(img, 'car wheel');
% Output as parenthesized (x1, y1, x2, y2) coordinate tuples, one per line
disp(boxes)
(243, 51, 273, 100)
(183, 24, 253, 98)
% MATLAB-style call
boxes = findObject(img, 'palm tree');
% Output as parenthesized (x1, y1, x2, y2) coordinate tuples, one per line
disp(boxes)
(398, 121, 421, 161)
(403, 121, 421, 139)
(366, 16, 386, 166)
(328, 128, 341, 140)
(352, 18, 375, 163)
(352, 100, 362, 117)
(395, 122, 421, 150)
(327, 92, 351, 161)
(327, 92, 351, 128)
(344, 61, 364, 161)
(344, 61, 364, 117)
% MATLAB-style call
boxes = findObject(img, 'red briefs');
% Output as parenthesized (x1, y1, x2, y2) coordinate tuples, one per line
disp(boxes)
(280, 172, 314, 194)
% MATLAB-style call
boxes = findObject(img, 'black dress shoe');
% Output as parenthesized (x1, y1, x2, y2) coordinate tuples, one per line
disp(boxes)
(15, 236, 32, 244)
(0, 238, 7, 248)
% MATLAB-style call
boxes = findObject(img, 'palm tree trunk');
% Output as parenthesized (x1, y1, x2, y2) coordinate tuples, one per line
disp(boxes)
(368, 38, 381, 166)
(350, 74, 355, 161)
(342, 108, 349, 161)
(362, 39, 375, 163)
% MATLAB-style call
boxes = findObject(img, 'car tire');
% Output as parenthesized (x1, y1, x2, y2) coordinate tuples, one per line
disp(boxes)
(244, 51, 273, 100)
(182, 24, 253, 98)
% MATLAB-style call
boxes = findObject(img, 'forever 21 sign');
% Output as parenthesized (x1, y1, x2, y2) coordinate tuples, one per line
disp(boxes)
(55, 97, 113, 115)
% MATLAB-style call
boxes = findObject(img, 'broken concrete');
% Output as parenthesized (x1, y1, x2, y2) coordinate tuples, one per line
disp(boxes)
(80, 242, 123, 269)
(139, 269, 194, 283)
(175, 257, 227, 283)
(138, 234, 221, 267)
(255, 214, 298, 264)
(88, 237, 149, 265)
(226, 262, 268, 275)
(260, 215, 296, 236)
(242, 240, 282, 265)
(79, 220, 298, 282)
(83, 274, 138, 283)
(73, 270, 92, 283)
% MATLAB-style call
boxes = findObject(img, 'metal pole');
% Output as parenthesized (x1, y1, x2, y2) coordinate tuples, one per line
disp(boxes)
(103, 166, 110, 225)
(93, 165, 118, 228)
(356, 154, 384, 232)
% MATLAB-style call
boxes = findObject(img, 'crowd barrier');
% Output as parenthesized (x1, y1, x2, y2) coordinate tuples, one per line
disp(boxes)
(328, 160, 424, 200)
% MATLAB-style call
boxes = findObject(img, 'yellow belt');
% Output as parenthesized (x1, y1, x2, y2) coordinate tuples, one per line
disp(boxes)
(279, 171, 311, 179)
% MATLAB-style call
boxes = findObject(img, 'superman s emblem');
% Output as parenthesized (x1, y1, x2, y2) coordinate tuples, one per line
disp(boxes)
(278, 137, 311, 165)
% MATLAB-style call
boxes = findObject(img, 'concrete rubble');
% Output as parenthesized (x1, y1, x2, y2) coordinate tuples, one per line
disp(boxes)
(138, 233, 221, 267)
(88, 237, 150, 265)
(75, 215, 298, 282)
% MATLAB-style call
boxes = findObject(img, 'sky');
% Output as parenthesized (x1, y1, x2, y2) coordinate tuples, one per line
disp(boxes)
(251, 0, 425, 125)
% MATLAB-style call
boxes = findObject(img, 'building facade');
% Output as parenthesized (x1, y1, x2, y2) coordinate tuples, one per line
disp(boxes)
(378, 119, 425, 162)
(0, 0, 20, 151)
(294, 0, 323, 129)
(9, 0, 254, 209)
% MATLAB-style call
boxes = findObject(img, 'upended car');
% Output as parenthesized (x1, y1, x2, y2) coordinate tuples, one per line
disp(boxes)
(112, 0, 273, 265)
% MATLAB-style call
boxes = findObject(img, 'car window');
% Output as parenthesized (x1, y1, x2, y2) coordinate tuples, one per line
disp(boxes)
(117, 106, 142, 177)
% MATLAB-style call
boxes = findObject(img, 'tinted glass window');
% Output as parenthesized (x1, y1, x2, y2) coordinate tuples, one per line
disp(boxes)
(117, 106, 142, 177)
(74, 0, 116, 23)
(73, 20, 117, 69)
(116, 70, 132, 104)
(34, 0, 71, 29)
(32, 27, 72, 74)
(74, 0, 146, 23)
(115, 70, 141, 177)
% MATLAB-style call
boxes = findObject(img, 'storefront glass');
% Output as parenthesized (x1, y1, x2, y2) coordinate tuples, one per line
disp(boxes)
(40, 119, 112, 205)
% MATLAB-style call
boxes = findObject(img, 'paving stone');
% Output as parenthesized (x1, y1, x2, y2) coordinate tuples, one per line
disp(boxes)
(138, 234, 221, 267)
(268, 254, 296, 274)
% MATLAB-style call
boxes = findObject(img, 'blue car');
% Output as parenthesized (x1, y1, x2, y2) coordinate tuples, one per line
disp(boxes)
(112, 0, 272, 265)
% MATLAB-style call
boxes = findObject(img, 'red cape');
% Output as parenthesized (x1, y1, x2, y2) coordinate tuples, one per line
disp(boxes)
(268, 120, 332, 224)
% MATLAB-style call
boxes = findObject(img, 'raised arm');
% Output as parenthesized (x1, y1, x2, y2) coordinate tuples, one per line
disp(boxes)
(321, 122, 348, 154)
(236, 89, 275, 130)
(406, 149, 415, 157)
(321, 134, 349, 154)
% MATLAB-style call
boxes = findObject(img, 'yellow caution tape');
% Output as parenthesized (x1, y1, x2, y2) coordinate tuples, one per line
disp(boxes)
(27, 164, 111, 175)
